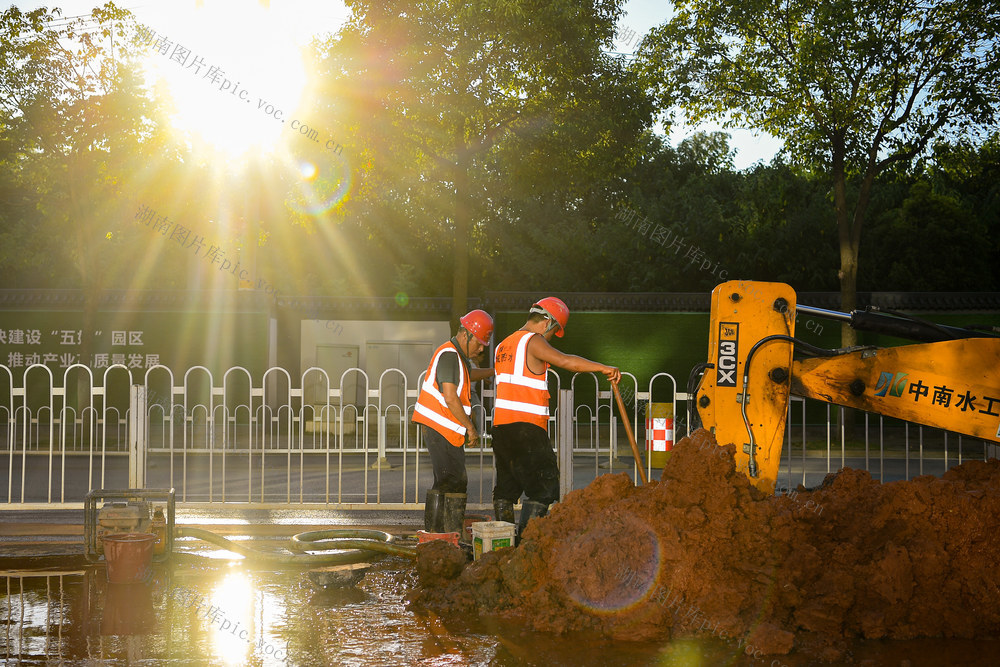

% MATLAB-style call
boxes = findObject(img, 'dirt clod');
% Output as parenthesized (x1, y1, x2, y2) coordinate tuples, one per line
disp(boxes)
(411, 430, 1000, 656)
(415, 539, 467, 587)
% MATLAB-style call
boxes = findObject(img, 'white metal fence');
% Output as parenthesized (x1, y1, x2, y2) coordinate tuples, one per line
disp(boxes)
(2, 571, 81, 662)
(1, 364, 996, 510)
(781, 396, 1000, 491)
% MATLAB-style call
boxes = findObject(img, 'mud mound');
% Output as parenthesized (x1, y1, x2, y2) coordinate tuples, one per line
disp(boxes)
(411, 430, 1000, 657)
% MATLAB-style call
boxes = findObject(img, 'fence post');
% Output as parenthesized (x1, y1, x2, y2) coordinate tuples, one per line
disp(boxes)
(611, 415, 618, 461)
(371, 412, 392, 470)
(129, 384, 147, 488)
(558, 389, 573, 500)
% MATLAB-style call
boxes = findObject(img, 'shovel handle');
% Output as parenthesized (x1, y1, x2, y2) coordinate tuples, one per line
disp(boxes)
(611, 381, 648, 485)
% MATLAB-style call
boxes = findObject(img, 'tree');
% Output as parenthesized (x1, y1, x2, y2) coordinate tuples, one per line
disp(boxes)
(0, 3, 161, 397)
(641, 0, 1000, 344)
(317, 0, 651, 322)
(861, 134, 1000, 291)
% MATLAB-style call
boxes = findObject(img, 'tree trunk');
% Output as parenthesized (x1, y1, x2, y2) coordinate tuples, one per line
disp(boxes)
(79, 285, 100, 409)
(450, 159, 470, 326)
(831, 144, 859, 349)
(833, 145, 881, 439)
(68, 149, 98, 411)
(839, 239, 859, 347)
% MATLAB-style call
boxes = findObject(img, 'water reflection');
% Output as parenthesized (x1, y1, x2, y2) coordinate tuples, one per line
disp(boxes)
(207, 570, 255, 666)
(101, 582, 157, 636)
(3, 564, 999, 666)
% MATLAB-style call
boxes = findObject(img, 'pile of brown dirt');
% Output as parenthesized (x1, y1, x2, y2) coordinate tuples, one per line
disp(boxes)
(410, 430, 1000, 660)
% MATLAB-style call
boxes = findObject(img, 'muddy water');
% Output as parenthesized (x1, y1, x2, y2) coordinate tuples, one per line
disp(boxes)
(2, 559, 664, 666)
(3, 558, 1000, 665)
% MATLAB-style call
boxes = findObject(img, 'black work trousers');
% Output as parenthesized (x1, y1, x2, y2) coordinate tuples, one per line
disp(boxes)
(491, 422, 559, 506)
(423, 425, 468, 494)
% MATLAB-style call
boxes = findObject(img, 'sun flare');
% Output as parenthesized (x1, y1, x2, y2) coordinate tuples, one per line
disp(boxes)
(208, 570, 255, 666)
(141, 1, 314, 163)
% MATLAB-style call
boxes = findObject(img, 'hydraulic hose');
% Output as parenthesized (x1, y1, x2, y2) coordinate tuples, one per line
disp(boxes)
(174, 526, 417, 564)
(289, 529, 418, 560)
(739, 335, 877, 478)
(687, 362, 713, 432)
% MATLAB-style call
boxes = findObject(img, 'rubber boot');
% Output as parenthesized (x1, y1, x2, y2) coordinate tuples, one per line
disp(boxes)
(493, 498, 515, 524)
(516, 500, 548, 545)
(424, 489, 445, 533)
(443, 493, 467, 537)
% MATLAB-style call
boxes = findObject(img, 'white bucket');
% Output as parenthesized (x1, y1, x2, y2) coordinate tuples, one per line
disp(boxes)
(471, 521, 515, 560)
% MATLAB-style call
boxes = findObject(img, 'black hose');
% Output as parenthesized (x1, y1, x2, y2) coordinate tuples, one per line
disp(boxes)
(174, 526, 417, 564)
(739, 335, 877, 477)
(687, 362, 712, 431)
(290, 529, 418, 560)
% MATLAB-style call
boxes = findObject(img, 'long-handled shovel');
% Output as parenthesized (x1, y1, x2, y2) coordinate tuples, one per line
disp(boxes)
(611, 381, 648, 485)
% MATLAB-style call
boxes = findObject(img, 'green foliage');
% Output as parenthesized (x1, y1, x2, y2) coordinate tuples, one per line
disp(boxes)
(643, 0, 1000, 173)
(315, 0, 653, 305)
(0, 3, 161, 290)
(0, 1, 997, 304)
(862, 134, 1000, 290)
(878, 182, 988, 289)
(589, 132, 840, 292)
(640, 0, 1000, 332)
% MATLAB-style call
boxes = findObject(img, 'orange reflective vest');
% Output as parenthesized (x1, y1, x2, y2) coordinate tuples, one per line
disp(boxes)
(493, 330, 550, 429)
(412, 341, 472, 447)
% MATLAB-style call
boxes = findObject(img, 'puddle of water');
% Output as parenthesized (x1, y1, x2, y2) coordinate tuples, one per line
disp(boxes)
(2, 559, 999, 666)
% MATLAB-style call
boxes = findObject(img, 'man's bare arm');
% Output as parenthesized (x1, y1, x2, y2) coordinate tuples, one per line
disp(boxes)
(469, 367, 495, 382)
(527, 335, 621, 383)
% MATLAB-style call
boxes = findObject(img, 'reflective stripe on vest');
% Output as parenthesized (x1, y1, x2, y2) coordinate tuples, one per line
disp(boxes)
(493, 330, 549, 429)
(412, 341, 471, 446)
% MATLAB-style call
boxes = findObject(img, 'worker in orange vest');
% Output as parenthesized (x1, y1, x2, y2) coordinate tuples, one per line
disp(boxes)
(413, 309, 495, 535)
(491, 297, 620, 541)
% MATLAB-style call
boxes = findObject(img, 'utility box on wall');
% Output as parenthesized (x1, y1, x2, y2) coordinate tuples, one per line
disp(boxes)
(366, 341, 435, 409)
(300, 319, 450, 415)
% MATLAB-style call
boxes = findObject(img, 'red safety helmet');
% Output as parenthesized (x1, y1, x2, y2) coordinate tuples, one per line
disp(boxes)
(531, 296, 569, 338)
(459, 309, 494, 345)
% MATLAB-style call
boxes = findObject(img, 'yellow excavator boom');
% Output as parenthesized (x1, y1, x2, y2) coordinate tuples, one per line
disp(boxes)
(694, 280, 1000, 494)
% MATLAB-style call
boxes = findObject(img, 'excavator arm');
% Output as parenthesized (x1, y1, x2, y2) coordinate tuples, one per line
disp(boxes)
(693, 281, 1000, 494)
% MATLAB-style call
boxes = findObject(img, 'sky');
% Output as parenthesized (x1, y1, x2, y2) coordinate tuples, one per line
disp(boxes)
(6, 0, 783, 169)
(613, 0, 783, 169)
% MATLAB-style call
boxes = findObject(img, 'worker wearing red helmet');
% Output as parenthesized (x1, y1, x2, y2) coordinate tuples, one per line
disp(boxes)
(413, 309, 495, 536)
(491, 297, 620, 540)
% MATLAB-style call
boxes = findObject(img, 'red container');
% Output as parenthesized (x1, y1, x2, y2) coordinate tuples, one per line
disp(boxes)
(416, 530, 459, 546)
(103, 533, 157, 584)
(463, 514, 491, 542)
